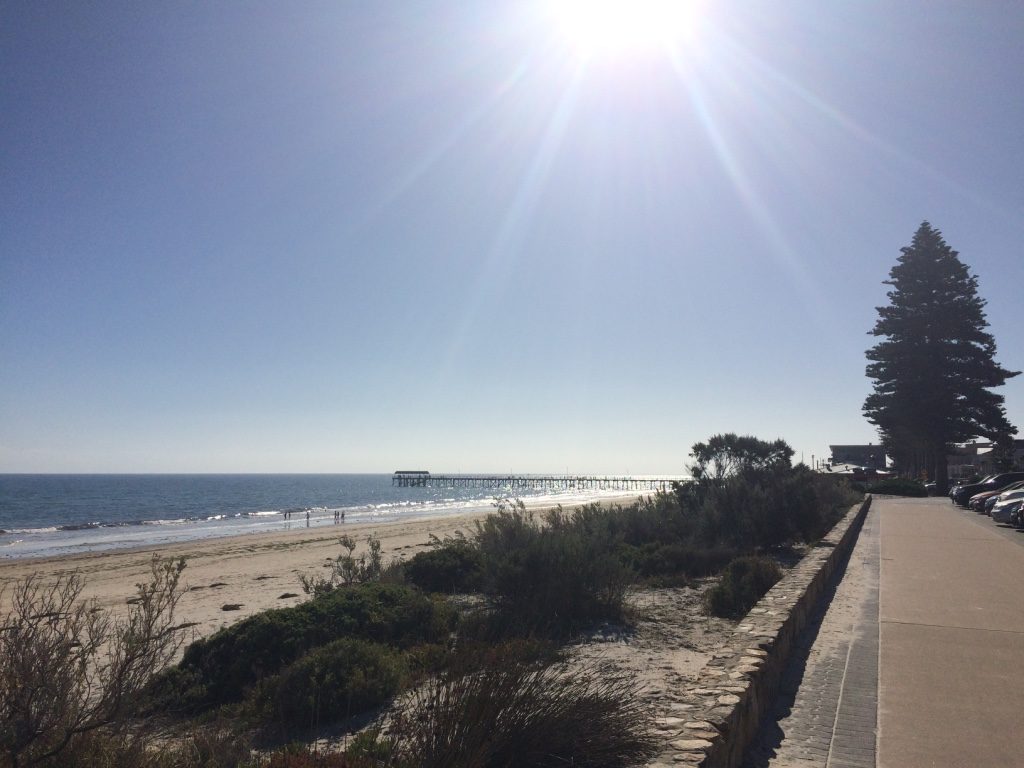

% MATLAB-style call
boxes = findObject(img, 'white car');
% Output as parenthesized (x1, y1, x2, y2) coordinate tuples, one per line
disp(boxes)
(990, 490, 1024, 524)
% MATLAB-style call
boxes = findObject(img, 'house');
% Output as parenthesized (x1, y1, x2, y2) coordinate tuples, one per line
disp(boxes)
(947, 440, 1024, 478)
(828, 444, 887, 470)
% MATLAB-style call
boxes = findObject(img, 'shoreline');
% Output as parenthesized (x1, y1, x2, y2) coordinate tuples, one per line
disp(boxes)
(0, 494, 642, 646)
(0, 477, 664, 561)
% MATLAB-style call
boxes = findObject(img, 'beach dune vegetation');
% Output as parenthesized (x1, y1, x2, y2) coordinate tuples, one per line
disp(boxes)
(864, 477, 927, 497)
(254, 638, 408, 737)
(299, 535, 390, 597)
(471, 500, 632, 636)
(404, 532, 483, 594)
(147, 582, 454, 714)
(377, 653, 658, 768)
(10, 432, 861, 764)
(0, 556, 186, 768)
(704, 555, 783, 618)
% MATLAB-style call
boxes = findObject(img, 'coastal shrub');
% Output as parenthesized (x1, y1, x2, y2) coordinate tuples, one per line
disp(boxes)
(343, 731, 399, 764)
(474, 501, 632, 635)
(704, 555, 782, 619)
(254, 639, 407, 734)
(865, 477, 928, 497)
(53, 727, 249, 768)
(695, 475, 777, 549)
(619, 493, 698, 546)
(300, 536, 389, 597)
(175, 728, 254, 768)
(20, 730, 153, 768)
(405, 533, 483, 593)
(256, 746, 372, 767)
(0, 557, 187, 768)
(797, 470, 861, 537)
(386, 655, 658, 768)
(693, 466, 858, 551)
(621, 541, 739, 583)
(153, 582, 455, 712)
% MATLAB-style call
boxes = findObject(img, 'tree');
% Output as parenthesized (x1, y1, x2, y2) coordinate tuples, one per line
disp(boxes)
(864, 222, 1018, 492)
(989, 432, 1019, 473)
(688, 433, 794, 481)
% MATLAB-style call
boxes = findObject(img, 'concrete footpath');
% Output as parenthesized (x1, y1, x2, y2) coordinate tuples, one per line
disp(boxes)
(743, 495, 1024, 767)
(878, 495, 1024, 767)
(743, 499, 880, 768)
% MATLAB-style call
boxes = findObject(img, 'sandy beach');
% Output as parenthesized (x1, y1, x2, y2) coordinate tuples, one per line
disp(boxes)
(0, 496, 642, 644)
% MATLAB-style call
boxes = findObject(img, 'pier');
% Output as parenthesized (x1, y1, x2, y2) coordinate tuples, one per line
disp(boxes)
(392, 471, 681, 492)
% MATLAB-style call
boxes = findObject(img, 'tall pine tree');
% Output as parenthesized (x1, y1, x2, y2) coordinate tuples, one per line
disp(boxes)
(864, 222, 1018, 492)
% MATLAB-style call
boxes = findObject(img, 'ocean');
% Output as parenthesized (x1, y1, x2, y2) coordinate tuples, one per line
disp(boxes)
(0, 474, 658, 560)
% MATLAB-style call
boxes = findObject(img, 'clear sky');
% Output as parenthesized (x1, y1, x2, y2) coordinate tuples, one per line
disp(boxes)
(2, 1, 1023, 474)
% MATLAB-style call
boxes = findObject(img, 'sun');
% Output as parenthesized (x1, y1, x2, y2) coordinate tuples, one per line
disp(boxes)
(548, 0, 701, 58)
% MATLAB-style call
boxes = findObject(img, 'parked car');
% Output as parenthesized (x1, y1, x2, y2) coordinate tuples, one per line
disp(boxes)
(1011, 504, 1024, 528)
(953, 472, 1024, 507)
(981, 481, 1024, 514)
(990, 490, 1024, 524)
(966, 481, 1024, 518)
(950, 475, 990, 501)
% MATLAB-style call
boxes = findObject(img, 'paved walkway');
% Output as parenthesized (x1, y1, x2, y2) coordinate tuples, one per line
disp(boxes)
(743, 495, 1024, 768)
(877, 496, 1024, 767)
(742, 502, 880, 768)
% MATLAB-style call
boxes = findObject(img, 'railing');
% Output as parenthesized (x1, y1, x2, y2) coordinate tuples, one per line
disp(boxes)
(391, 473, 682, 491)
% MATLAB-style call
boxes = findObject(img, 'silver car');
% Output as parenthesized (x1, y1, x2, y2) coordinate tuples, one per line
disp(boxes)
(990, 490, 1024, 524)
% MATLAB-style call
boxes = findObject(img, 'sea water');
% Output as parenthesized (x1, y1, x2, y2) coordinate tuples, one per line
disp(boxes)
(0, 474, 656, 560)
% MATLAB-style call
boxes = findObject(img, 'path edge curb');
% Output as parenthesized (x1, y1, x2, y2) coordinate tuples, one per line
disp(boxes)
(649, 494, 872, 767)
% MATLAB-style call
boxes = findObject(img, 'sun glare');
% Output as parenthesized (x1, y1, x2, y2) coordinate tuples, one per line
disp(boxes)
(549, 0, 700, 58)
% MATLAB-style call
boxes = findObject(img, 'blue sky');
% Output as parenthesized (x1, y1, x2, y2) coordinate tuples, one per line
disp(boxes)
(2, 1, 1023, 474)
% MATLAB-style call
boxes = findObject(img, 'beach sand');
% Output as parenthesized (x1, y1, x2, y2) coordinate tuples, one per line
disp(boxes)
(0, 496, 642, 644)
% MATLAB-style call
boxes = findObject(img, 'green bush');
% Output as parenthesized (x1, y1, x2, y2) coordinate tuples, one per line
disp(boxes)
(865, 477, 927, 497)
(388, 656, 657, 768)
(343, 731, 399, 764)
(256, 746, 371, 767)
(150, 583, 455, 712)
(704, 556, 783, 619)
(405, 535, 483, 593)
(21, 726, 252, 768)
(28, 731, 161, 768)
(255, 639, 407, 732)
(474, 501, 632, 636)
(691, 466, 859, 551)
(621, 541, 739, 583)
(300, 536, 394, 597)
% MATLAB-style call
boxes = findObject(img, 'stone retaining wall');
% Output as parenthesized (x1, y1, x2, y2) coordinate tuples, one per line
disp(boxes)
(647, 495, 873, 767)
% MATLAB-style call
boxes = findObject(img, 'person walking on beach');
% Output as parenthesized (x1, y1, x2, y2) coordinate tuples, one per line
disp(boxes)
(305, 509, 310, 527)
(341, 510, 345, 523)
